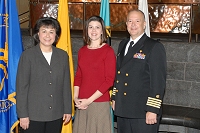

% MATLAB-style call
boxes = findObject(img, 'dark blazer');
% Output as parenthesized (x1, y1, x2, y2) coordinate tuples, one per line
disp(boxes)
(16, 45, 72, 121)
(112, 33, 166, 119)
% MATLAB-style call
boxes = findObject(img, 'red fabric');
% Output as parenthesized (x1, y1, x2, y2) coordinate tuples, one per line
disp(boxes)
(74, 44, 116, 102)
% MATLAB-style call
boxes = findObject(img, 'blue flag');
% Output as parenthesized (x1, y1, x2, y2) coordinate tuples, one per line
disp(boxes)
(0, 0, 23, 133)
(100, 0, 111, 45)
(100, 0, 110, 28)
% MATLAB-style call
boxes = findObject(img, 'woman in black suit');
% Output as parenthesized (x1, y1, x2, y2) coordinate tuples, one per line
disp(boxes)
(16, 17, 72, 133)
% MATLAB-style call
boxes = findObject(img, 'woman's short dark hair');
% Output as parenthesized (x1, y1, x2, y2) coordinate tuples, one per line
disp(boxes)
(83, 16, 107, 46)
(33, 17, 61, 46)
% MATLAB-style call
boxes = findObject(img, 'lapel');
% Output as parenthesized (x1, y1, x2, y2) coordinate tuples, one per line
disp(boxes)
(117, 39, 129, 68)
(121, 34, 148, 67)
(35, 45, 50, 68)
(35, 45, 59, 68)
(50, 46, 60, 67)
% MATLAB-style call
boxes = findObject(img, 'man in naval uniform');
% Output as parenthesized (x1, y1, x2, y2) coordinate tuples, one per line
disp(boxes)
(111, 9, 167, 133)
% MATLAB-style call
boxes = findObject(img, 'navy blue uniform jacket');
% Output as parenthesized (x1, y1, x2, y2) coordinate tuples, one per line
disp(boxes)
(111, 33, 167, 118)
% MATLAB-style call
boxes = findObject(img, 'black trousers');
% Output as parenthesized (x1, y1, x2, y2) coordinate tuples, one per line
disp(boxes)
(21, 118, 63, 133)
(117, 117, 160, 133)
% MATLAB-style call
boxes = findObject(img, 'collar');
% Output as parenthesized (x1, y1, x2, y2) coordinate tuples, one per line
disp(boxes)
(129, 33, 144, 46)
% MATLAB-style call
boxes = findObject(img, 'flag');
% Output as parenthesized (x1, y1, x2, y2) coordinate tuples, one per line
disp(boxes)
(100, 0, 111, 45)
(0, 0, 23, 133)
(57, 0, 74, 132)
(138, 0, 150, 37)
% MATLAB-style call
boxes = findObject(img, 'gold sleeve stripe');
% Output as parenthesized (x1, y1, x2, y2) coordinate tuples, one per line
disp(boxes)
(148, 97, 162, 102)
(146, 100, 161, 106)
(146, 103, 161, 109)
(146, 97, 162, 109)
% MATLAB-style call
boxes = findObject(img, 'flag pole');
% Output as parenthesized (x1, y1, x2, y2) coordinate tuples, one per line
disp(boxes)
(4, 0, 8, 64)
(106, 28, 111, 46)
(5, 0, 8, 45)
(15, 126, 19, 133)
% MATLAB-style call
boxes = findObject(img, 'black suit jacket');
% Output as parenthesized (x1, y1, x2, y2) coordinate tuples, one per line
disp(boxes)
(111, 33, 166, 118)
(16, 45, 72, 121)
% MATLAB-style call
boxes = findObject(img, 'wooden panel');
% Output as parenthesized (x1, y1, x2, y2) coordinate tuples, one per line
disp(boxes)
(30, 0, 58, 2)
(149, 4, 191, 33)
(191, 5, 200, 34)
(29, 0, 137, 3)
(148, 0, 200, 4)
(29, 1, 200, 34)
(29, 0, 200, 3)
(69, 3, 83, 29)
(17, 0, 29, 28)
(30, 3, 58, 28)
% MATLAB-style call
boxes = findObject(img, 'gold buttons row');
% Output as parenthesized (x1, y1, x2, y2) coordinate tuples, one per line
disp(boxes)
(116, 81, 128, 86)
(117, 71, 129, 77)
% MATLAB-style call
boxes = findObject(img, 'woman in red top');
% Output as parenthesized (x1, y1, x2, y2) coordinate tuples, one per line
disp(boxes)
(73, 16, 116, 133)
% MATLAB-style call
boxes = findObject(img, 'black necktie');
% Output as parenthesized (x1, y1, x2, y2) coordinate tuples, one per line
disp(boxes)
(128, 41, 134, 51)
(125, 41, 134, 55)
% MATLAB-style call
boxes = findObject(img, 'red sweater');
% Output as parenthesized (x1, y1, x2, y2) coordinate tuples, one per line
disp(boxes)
(74, 44, 116, 102)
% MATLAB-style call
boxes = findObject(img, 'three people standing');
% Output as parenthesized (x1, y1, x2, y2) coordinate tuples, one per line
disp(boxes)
(16, 9, 166, 133)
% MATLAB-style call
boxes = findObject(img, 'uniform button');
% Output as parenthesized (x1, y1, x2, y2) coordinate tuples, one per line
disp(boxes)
(118, 71, 120, 74)
(49, 82, 52, 85)
(49, 71, 52, 74)
(116, 90, 118, 92)
(124, 93, 126, 96)
(116, 80, 119, 83)
(50, 95, 53, 97)
(126, 73, 128, 76)
(125, 83, 128, 86)
(49, 106, 52, 109)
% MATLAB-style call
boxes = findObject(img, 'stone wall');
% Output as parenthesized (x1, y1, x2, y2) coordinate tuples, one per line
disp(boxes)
(163, 42, 200, 108)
